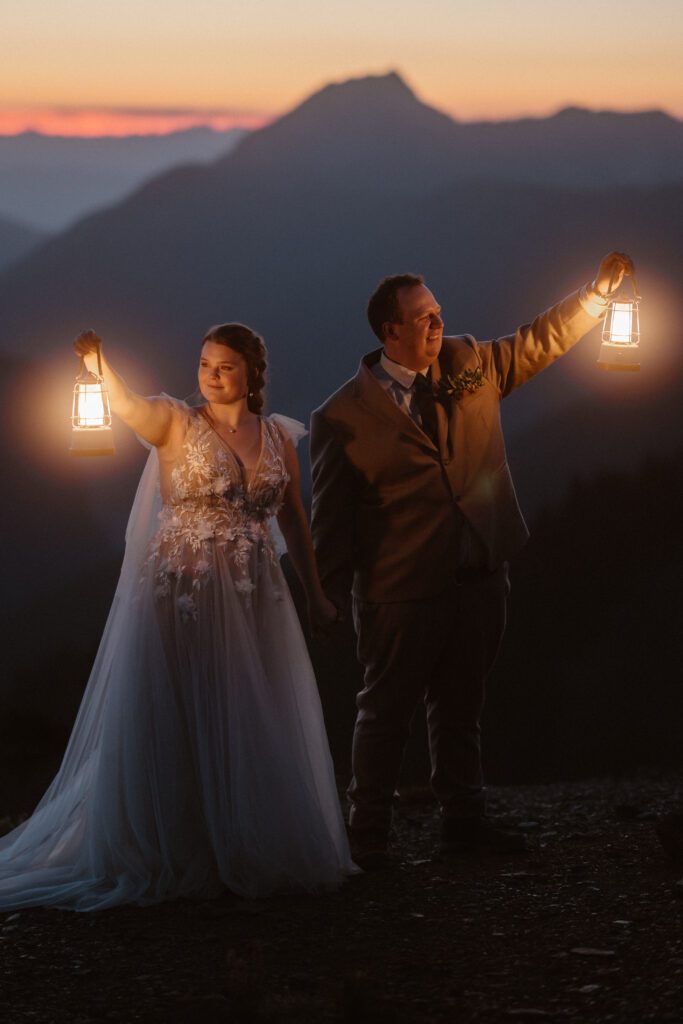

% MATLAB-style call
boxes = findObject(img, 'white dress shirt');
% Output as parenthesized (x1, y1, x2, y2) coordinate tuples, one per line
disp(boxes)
(371, 351, 429, 429)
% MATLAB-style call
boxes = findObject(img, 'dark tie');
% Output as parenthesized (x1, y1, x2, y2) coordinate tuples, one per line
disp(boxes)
(412, 372, 440, 447)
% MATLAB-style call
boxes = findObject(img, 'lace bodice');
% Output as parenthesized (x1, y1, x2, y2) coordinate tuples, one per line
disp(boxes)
(145, 410, 291, 615)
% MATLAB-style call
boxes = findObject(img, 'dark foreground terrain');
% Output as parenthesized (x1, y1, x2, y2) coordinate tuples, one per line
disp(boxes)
(2, 772, 683, 1023)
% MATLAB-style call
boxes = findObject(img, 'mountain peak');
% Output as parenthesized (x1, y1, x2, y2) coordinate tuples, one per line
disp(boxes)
(220, 67, 457, 190)
(224, 67, 455, 182)
(287, 69, 421, 121)
(311, 69, 415, 101)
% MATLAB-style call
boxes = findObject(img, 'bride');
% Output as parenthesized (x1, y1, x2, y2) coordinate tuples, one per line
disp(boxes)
(0, 322, 357, 910)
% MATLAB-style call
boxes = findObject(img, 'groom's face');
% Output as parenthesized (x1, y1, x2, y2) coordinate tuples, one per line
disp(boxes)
(383, 283, 444, 371)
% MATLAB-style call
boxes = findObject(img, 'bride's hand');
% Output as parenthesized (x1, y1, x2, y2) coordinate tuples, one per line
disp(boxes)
(74, 329, 103, 357)
(307, 591, 339, 640)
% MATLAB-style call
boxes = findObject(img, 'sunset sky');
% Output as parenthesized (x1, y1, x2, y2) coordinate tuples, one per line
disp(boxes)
(2, 0, 682, 135)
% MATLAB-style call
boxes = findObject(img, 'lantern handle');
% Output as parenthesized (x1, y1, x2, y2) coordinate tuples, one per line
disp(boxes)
(74, 336, 105, 378)
(605, 268, 641, 302)
(95, 340, 104, 378)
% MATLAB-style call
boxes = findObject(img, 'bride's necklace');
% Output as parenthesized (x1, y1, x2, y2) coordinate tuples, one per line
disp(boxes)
(203, 404, 248, 435)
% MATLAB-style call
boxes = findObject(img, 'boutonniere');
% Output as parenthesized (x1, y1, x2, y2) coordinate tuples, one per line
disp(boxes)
(435, 367, 485, 401)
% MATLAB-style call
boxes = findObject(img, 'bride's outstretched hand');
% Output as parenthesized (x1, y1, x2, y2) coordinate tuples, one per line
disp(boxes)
(307, 591, 339, 640)
(74, 329, 103, 358)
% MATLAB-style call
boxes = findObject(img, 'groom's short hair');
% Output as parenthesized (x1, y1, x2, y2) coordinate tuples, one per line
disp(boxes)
(367, 273, 424, 342)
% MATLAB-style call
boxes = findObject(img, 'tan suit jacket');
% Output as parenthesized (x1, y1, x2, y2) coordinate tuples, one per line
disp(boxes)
(310, 289, 601, 606)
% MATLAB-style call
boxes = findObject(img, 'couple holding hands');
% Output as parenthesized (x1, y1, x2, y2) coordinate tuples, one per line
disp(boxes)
(0, 252, 632, 908)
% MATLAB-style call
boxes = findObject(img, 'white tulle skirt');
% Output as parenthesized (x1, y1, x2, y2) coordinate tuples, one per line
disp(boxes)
(0, 485, 356, 910)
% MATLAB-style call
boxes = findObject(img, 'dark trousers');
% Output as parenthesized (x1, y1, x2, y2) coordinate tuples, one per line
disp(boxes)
(347, 566, 508, 837)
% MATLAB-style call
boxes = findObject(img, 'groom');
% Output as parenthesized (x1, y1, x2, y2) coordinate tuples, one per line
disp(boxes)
(310, 252, 632, 869)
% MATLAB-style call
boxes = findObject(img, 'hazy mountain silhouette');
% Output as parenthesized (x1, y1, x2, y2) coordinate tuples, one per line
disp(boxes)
(0, 214, 47, 271)
(447, 106, 683, 188)
(226, 73, 683, 192)
(223, 71, 462, 193)
(0, 126, 247, 231)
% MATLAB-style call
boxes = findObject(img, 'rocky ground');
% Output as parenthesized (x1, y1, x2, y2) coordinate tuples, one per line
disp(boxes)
(2, 771, 683, 1023)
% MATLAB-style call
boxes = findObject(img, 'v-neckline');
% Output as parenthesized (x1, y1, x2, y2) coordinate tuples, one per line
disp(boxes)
(199, 408, 265, 491)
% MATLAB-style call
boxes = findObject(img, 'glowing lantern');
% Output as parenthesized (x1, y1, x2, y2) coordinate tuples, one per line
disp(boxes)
(597, 275, 641, 372)
(70, 344, 115, 456)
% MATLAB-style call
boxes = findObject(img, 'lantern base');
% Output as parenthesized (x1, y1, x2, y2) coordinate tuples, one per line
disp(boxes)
(70, 428, 115, 457)
(597, 341, 640, 373)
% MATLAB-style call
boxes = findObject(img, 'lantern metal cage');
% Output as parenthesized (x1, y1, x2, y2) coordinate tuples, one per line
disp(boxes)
(597, 274, 641, 373)
(70, 344, 115, 456)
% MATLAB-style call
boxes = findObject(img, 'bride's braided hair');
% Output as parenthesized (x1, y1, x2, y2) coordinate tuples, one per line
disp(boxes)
(202, 322, 268, 414)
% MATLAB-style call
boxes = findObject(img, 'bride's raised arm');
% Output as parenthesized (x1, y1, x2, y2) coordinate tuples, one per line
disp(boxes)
(74, 330, 174, 448)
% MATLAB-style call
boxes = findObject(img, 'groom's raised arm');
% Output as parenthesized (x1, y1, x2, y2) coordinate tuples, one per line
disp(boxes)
(310, 408, 357, 619)
(479, 251, 632, 398)
(478, 287, 604, 399)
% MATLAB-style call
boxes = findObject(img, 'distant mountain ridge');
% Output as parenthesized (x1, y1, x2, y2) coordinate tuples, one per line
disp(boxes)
(225, 71, 683, 189)
(3, 72, 682, 233)
(0, 126, 247, 231)
(455, 104, 683, 188)
(0, 213, 47, 272)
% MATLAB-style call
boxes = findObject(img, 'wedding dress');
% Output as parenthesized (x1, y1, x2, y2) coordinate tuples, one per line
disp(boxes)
(0, 403, 356, 910)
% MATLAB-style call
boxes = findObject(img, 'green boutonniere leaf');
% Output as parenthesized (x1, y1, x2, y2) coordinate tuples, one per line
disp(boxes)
(436, 367, 485, 400)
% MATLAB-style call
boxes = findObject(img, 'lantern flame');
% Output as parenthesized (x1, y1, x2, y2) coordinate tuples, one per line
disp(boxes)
(74, 381, 109, 427)
(607, 302, 636, 345)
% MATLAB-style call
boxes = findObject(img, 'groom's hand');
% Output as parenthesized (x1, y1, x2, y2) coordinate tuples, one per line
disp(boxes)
(591, 251, 635, 298)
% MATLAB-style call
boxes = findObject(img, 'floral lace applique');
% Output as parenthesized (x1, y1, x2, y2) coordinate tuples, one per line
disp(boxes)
(143, 413, 290, 615)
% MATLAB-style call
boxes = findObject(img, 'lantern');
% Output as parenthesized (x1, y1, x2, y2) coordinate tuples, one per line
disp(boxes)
(597, 275, 641, 372)
(70, 344, 115, 456)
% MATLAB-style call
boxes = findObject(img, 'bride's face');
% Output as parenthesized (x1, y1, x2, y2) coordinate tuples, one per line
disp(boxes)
(198, 341, 249, 405)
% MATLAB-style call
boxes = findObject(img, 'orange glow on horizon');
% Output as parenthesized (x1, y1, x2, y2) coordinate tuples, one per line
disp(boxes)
(3, 99, 680, 140)
(0, 107, 269, 138)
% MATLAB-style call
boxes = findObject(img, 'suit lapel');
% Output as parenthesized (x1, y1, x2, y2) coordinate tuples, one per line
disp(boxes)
(354, 352, 438, 451)
(439, 343, 472, 496)
(427, 359, 450, 460)
(352, 342, 475, 497)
